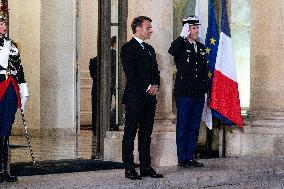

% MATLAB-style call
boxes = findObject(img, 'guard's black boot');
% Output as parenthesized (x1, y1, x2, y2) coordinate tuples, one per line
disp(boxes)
(0, 169, 3, 183)
(187, 159, 204, 167)
(0, 137, 4, 183)
(2, 172, 18, 182)
(2, 136, 17, 182)
(0, 174, 3, 183)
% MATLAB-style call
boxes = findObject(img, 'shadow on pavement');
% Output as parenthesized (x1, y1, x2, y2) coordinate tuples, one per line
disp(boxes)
(11, 159, 124, 176)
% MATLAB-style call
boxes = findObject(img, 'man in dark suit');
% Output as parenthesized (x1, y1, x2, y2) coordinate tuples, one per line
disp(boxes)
(90, 36, 118, 133)
(110, 36, 117, 99)
(120, 16, 163, 180)
(89, 57, 97, 133)
(110, 36, 119, 131)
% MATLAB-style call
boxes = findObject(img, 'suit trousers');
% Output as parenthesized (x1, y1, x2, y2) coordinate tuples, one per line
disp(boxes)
(91, 81, 97, 133)
(176, 96, 204, 161)
(0, 83, 18, 137)
(122, 94, 156, 170)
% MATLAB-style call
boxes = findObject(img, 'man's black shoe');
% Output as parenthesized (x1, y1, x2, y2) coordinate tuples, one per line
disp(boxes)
(187, 159, 204, 167)
(0, 174, 3, 183)
(125, 169, 142, 180)
(178, 161, 190, 168)
(3, 174, 18, 182)
(140, 167, 164, 178)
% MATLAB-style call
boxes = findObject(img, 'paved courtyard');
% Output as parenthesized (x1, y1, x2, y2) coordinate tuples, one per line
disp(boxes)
(1, 157, 284, 189)
(5, 130, 284, 188)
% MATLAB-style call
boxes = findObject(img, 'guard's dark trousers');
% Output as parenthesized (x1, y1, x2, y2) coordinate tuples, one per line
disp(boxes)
(0, 83, 18, 182)
(176, 96, 204, 161)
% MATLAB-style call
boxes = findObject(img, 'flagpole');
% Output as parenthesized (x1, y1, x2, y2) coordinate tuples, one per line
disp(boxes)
(221, 121, 226, 158)
(205, 127, 213, 153)
(202, 0, 219, 157)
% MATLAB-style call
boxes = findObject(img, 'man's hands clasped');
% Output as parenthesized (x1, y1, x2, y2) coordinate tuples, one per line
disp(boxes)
(147, 85, 159, 96)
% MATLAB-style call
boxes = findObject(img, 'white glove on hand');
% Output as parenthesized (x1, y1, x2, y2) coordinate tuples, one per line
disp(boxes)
(21, 96, 28, 112)
(180, 23, 190, 38)
(19, 83, 29, 111)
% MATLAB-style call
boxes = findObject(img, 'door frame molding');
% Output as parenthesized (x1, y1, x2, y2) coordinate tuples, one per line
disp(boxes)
(95, 0, 128, 159)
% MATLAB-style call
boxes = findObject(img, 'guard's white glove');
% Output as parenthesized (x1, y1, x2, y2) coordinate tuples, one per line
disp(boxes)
(21, 96, 28, 112)
(19, 83, 29, 111)
(180, 23, 190, 38)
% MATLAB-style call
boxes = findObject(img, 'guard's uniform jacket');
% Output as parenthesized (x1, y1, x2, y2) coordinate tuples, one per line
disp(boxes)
(168, 36, 208, 98)
(0, 37, 25, 108)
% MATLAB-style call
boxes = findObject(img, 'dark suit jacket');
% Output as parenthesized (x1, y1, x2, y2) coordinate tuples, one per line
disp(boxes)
(120, 38, 160, 104)
(110, 49, 116, 96)
(89, 57, 97, 95)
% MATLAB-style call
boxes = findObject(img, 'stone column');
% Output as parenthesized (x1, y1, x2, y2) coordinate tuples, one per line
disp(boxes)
(9, 0, 41, 136)
(226, 0, 284, 157)
(40, 0, 77, 136)
(79, 0, 98, 125)
(248, 0, 284, 155)
(250, 0, 284, 124)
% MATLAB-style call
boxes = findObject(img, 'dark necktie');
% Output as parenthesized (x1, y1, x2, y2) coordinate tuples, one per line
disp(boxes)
(193, 42, 197, 53)
(141, 42, 146, 49)
(141, 42, 151, 56)
(0, 38, 4, 47)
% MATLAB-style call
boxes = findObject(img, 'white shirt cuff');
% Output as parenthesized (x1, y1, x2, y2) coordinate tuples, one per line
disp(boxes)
(146, 84, 151, 92)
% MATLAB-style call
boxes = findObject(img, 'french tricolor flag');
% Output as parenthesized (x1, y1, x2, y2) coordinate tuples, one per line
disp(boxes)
(210, 0, 243, 127)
